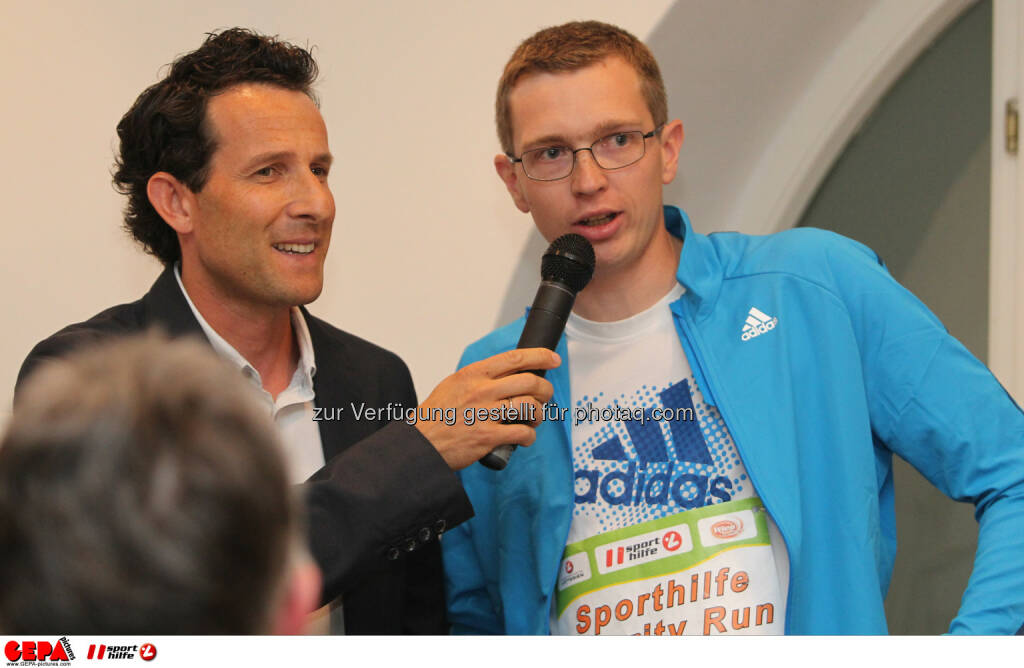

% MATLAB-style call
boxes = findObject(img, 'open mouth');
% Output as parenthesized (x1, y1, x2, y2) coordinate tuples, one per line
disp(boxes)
(272, 243, 315, 255)
(575, 212, 619, 227)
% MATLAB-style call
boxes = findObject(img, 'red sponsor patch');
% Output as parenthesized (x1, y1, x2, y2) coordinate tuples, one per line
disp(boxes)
(710, 518, 743, 539)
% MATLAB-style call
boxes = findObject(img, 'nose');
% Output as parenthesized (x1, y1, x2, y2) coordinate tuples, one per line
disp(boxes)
(570, 149, 608, 196)
(289, 168, 335, 223)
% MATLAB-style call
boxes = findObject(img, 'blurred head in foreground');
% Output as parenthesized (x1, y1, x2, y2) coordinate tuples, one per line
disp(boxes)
(0, 334, 320, 634)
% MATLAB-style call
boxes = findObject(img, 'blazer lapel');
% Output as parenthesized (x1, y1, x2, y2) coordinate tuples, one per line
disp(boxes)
(141, 266, 207, 339)
(304, 310, 360, 463)
(149, 274, 353, 466)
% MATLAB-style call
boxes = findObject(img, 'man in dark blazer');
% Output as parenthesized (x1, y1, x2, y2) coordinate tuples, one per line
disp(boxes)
(16, 28, 556, 634)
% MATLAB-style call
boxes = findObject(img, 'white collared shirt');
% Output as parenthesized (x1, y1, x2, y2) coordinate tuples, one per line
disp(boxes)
(174, 264, 326, 483)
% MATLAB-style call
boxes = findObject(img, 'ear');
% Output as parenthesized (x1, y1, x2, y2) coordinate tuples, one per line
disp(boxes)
(658, 119, 685, 185)
(146, 171, 197, 235)
(271, 558, 322, 635)
(494, 154, 531, 214)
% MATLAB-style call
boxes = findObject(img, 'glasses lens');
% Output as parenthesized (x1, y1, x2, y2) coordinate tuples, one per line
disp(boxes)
(522, 146, 573, 180)
(592, 131, 646, 169)
(518, 130, 651, 180)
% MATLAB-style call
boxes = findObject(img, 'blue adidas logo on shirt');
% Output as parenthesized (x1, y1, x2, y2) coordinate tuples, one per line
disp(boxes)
(574, 378, 735, 510)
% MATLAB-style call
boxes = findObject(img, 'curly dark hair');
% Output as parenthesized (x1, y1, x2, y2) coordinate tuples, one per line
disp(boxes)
(113, 28, 319, 266)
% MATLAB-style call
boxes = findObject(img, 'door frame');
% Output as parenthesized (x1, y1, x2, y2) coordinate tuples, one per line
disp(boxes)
(990, 0, 1024, 400)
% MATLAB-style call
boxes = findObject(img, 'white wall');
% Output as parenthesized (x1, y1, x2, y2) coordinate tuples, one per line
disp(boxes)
(0, 0, 674, 420)
(2, 1, 974, 425)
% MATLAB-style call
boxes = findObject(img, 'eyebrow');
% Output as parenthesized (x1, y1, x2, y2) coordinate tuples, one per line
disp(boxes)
(521, 119, 646, 151)
(243, 150, 334, 170)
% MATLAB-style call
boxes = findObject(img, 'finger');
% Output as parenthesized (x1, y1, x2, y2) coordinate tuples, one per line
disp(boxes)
(481, 373, 554, 404)
(467, 398, 529, 426)
(486, 422, 537, 448)
(481, 396, 546, 426)
(506, 397, 546, 427)
(463, 414, 536, 451)
(471, 348, 561, 379)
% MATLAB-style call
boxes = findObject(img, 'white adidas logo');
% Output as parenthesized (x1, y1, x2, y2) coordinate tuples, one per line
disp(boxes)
(741, 307, 778, 341)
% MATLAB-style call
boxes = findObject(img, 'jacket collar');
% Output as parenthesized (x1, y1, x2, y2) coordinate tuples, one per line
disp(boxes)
(141, 265, 207, 337)
(665, 206, 723, 319)
(144, 265, 348, 463)
(541, 206, 722, 419)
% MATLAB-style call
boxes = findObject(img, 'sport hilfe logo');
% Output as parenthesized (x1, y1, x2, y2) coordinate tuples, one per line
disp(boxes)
(662, 530, 685, 552)
(595, 524, 694, 576)
(4, 639, 73, 663)
(603, 540, 659, 569)
(85, 643, 155, 661)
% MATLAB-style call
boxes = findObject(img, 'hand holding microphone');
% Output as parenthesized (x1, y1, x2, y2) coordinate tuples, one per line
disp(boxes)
(413, 234, 593, 472)
(479, 233, 595, 470)
(414, 347, 559, 471)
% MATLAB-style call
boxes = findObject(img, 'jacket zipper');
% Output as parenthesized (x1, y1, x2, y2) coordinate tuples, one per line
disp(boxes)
(672, 300, 796, 634)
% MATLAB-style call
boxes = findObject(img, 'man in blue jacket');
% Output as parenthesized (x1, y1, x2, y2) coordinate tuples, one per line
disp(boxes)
(442, 20, 1024, 635)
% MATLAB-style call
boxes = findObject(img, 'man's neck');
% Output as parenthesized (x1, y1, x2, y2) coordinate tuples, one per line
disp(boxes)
(572, 234, 683, 322)
(181, 270, 298, 399)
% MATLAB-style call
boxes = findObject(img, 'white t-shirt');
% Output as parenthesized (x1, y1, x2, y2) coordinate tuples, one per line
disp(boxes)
(551, 284, 789, 635)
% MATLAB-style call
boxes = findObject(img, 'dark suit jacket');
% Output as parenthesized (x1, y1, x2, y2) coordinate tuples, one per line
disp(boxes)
(16, 266, 474, 634)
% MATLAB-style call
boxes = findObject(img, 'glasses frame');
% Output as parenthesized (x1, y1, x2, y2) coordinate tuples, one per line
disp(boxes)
(507, 125, 665, 182)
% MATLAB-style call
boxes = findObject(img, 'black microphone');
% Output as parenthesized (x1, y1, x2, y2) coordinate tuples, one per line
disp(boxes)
(480, 233, 595, 471)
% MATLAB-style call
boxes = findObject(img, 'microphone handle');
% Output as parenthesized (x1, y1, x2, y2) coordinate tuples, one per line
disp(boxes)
(480, 282, 575, 470)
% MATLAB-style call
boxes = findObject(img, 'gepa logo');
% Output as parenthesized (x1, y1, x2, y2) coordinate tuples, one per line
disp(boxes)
(4, 638, 73, 664)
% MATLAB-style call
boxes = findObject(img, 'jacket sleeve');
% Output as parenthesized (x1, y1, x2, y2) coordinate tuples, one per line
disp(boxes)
(825, 235, 1024, 634)
(441, 345, 506, 635)
(16, 324, 154, 400)
(391, 372, 451, 635)
(305, 420, 474, 606)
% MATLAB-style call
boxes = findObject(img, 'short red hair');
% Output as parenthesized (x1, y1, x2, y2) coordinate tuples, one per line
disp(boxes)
(495, 20, 668, 154)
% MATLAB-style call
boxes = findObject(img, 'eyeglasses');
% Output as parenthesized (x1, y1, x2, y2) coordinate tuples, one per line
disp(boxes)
(507, 126, 664, 181)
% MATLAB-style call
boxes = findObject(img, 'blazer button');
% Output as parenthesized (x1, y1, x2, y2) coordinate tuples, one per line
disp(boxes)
(434, 519, 446, 534)
(387, 547, 400, 561)
(418, 527, 433, 543)
(404, 538, 418, 552)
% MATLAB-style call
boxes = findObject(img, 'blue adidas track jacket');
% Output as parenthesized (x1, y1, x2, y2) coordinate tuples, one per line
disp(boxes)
(442, 206, 1024, 634)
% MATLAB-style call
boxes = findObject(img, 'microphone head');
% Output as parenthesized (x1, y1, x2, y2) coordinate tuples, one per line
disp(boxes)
(541, 233, 595, 294)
